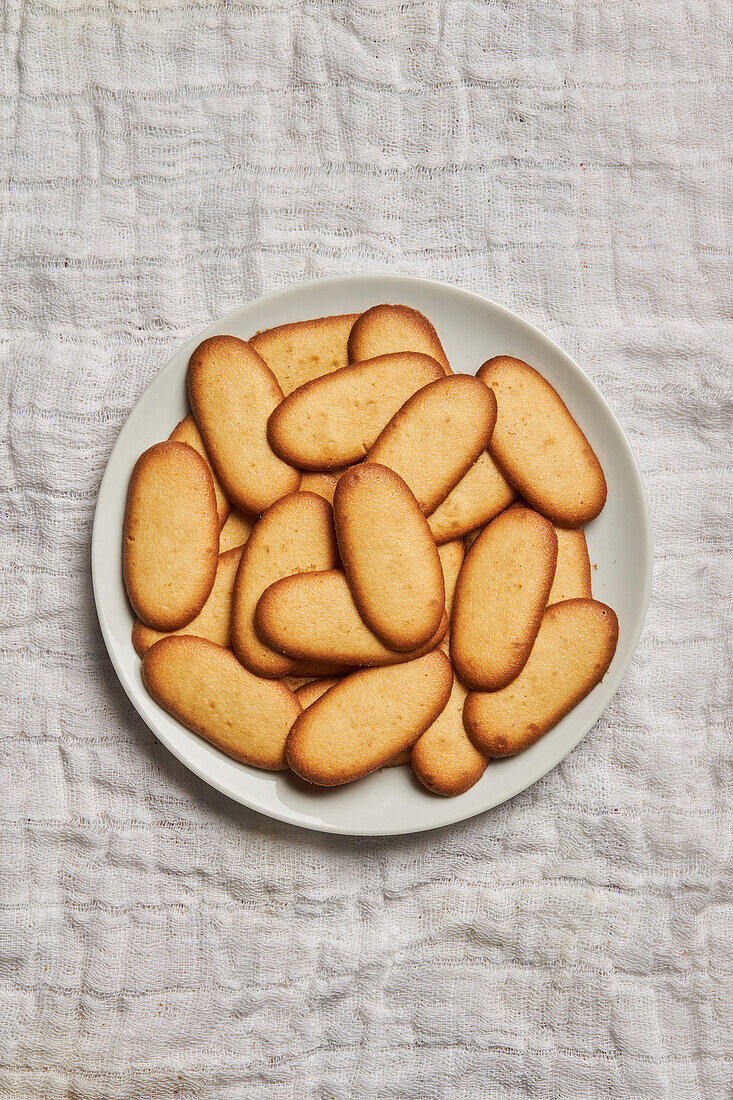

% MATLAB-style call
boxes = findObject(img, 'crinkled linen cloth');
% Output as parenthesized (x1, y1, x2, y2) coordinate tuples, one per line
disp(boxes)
(1, 2, 731, 1098)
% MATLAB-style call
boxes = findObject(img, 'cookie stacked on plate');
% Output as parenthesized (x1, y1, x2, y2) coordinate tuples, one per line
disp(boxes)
(123, 304, 617, 797)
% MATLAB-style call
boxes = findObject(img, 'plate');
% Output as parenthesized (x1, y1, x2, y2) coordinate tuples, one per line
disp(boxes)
(92, 274, 652, 836)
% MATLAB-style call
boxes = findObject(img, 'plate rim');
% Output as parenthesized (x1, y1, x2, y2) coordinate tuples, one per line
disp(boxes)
(91, 273, 653, 837)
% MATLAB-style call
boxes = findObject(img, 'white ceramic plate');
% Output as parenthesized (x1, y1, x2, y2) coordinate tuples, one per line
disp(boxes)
(92, 274, 652, 836)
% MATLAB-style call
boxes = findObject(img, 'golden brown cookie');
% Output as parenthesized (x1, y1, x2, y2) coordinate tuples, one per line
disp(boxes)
(255, 569, 448, 668)
(299, 472, 339, 504)
(437, 539, 465, 621)
(123, 441, 219, 631)
(478, 356, 607, 527)
(286, 650, 453, 785)
(366, 374, 497, 513)
(412, 678, 487, 796)
(427, 450, 516, 543)
(169, 414, 230, 527)
(230, 492, 339, 678)
(463, 598, 619, 757)
(548, 527, 592, 604)
(188, 335, 300, 515)
(249, 314, 359, 395)
(451, 506, 558, 691)
(282, 676, 316, 692)
(348, 304, 451, 374)
(295, 678, 340, 708)
(218, 509, 255, 553)
(132, 545, 243, 656)
(142, 636, 301, 770)
(333, 464, 445, 651)
(267, 353, 445, 471)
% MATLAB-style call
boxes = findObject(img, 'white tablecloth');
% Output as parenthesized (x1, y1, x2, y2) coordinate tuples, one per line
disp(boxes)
(1, 2, 731, 1097)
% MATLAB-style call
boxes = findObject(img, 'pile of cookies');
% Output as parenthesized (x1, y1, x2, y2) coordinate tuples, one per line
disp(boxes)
(123, 304, 618, 797)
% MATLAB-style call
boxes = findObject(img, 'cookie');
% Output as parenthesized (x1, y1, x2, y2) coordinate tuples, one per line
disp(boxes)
(230, 491, 339, 678)
(142, 636, 301, 770)
(437, 539, 465, 620)
(451, 506, 557, 691)
(463, 598, 619, 757)
(250, 314, 359, 395)
(478, 356, 607, 527)
(218, 509, 255, 553)
(428, 450, 516, 544)
(366, 375, 497, 513)
(348, 304, 451, 374)
(549, 527, 592, 604)
(282, 676, 317, 692)
(299, 472, 339, 504)
(412, 678, 487, 796)
(286, 650, 453, 785)
(267, 353, 445, 471)
(169, 414, 230, 527)
(188, 335, 300, 515)
(255, 569, 448, 668)
(295, 678, 340, 708)
(132, 545, 243, 656)
(123, 441, 219, 631)
(333, 464, 445, 651)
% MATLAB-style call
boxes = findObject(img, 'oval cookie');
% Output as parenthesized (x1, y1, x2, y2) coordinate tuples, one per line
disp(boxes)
(132, 545, 243, 656)
(348, 304, 451, 374)
(230, 492, 339, 678)
(142, 636, 301, 770)
(188, 335, 300, 515)
(255, 569, 448, 668)
(549, 526, 592, 604)
(412, 678, 487, 797)
(333, 464, 444, 651)
(478, 356, 607, 527)
(282, 676, 318, 693)
(123, 441, 219, 631)
(437, 539, 465, 620)
(295, 678, 340, 708)
(428, 450, 516, 544)
(218, 509, 255, 553)
(286, 650, 453, 785)
(299, 472, 339, 504)
(267, 352, 445, 471)
(463, 599, 619, 757)
(169, 414, 230, 527)
(366, 375, 497, 513)
(451, 506, 558, 691)
(250, 314, 359, 395)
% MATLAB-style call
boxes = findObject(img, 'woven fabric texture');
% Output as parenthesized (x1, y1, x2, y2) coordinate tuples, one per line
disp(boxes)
(1, 2, 731, 1097)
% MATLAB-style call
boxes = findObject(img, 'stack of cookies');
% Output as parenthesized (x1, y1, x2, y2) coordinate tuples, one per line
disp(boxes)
(123, 304, 618, 797)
